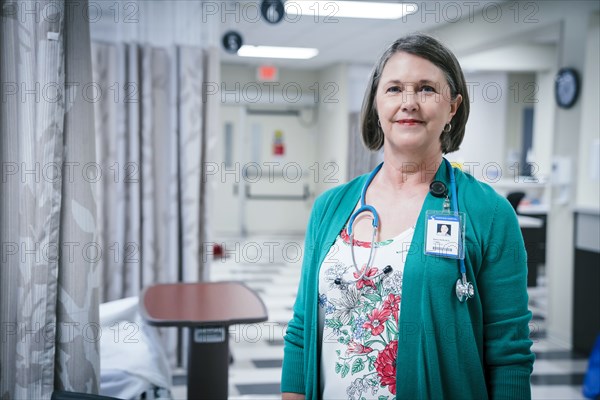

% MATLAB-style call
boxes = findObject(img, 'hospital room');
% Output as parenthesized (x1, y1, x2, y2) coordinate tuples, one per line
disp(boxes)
(1, 0, 599, 399)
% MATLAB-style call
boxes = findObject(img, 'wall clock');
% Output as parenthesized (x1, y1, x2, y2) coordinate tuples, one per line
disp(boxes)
(555, 68, 580, 109)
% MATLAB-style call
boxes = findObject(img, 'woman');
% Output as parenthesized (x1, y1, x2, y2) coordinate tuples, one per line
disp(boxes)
(281, 33, 534, 400)
(437, 224, 451, 236)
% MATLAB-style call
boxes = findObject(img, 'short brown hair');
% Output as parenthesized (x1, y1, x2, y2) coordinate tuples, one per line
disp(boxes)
(360, 33, 470, 154)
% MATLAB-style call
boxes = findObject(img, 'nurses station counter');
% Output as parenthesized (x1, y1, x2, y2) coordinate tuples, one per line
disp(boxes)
(517, 206, 548, 287)
(491, 179, 549, 287)
(573, 207, 600, 354)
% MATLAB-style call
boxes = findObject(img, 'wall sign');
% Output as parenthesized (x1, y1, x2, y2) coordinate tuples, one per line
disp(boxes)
(222, 31, 243, 54)
(257, 65, 278, 82)
(261, 0, 284, 24)
(273, 130, 285, 156)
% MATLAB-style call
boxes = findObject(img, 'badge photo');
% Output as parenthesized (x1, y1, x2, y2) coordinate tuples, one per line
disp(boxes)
(424, 211, 465, 259)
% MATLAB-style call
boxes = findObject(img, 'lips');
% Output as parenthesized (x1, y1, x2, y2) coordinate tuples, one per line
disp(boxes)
(396, 119, 424, 125)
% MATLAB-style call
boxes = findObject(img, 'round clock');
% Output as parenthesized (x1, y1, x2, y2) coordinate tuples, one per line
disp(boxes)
(555, 68, 580, 109)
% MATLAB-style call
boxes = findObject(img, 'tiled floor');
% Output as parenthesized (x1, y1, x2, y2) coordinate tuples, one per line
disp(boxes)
(170, 236, 589, 400)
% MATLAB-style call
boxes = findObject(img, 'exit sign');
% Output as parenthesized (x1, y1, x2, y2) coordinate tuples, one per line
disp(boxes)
(257, 65, 278, 82)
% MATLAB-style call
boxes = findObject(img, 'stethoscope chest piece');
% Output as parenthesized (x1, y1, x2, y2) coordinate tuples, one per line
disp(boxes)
(455, 276, 474, 302)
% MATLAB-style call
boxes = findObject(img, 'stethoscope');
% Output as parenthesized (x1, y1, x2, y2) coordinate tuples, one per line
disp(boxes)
(336, 158, 474, 303)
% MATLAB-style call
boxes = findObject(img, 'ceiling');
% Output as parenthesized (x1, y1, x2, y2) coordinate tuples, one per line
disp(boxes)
(219, 0, 508, 70)
(89, 0, 568, 73)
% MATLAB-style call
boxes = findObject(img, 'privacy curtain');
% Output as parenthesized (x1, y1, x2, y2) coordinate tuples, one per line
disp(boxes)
(91, 42, 213, 364)
(92, 42, 208, 300)
(0, 0, 100, 398)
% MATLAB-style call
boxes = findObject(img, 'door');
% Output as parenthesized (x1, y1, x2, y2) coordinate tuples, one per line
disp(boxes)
(212, 105, 318, 236)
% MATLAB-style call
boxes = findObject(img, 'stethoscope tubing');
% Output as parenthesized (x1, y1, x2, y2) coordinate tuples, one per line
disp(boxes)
(346, 158, 469, 297)
(445, 158, 467, 276)
(346, 162, 382, 282)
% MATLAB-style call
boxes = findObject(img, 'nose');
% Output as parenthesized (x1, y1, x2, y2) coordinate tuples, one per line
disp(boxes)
(401, 91, 419, 112)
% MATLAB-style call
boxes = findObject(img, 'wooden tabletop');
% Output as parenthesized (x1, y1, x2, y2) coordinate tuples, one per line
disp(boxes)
(140, 281, 268, 327)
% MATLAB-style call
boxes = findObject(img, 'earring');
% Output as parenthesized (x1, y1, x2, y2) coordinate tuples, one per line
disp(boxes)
(443, 123, 452, 133)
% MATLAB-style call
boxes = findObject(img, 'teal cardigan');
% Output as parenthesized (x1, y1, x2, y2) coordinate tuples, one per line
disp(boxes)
(281, 160, 534, 399)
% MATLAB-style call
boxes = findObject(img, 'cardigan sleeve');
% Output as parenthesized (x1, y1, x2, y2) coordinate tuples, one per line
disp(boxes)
(477, 195, 535, 400)
(281, 197, 322, 394)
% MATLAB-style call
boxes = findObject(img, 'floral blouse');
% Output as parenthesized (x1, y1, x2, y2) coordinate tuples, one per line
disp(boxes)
(318, 225, 414, 400)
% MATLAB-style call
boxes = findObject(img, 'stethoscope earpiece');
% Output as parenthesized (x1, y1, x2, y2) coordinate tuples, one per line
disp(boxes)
(334, 265, 394, 286)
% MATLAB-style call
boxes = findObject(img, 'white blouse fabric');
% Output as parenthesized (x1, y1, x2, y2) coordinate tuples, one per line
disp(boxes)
(318, 224, 414, 400)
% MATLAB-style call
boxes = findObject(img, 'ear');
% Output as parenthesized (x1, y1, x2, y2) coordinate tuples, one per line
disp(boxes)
(449, 94, 463, 119)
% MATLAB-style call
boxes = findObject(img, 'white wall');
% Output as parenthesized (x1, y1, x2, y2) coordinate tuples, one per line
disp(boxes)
(316, 63, 349, 193)
(460, 44, 557, 72)
(347, 64, 373, 113)
(533, 69, 557, 179)
(576, 12, 600, 209)
(504, 73, 536, 171)
(447, 72, 508, 183)
(219, 64, 320, 107)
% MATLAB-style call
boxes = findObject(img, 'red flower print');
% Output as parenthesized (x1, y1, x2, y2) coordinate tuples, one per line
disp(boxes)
(346, 340, 373, 355)
(341, 228, 372, 248)
(375, 340, 398, 395)
(354, 265, 379, 290)
(383, 293, 401, 321)
(362, 307, 391, 336)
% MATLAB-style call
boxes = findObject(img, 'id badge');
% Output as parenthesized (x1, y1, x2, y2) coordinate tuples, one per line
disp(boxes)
(424, 210, 466, 259)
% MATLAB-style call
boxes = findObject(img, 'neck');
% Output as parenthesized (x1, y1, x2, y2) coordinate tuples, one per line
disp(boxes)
(378, 152, 443, 190)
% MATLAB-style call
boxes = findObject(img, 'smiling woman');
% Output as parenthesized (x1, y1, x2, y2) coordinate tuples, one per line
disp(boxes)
(282, 33, 534, 400)
(374, 51, 463, 161)
(361, 34, 469, 156)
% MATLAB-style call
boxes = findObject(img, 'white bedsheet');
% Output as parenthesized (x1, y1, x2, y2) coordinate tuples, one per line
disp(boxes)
(99, 297, 172, 399)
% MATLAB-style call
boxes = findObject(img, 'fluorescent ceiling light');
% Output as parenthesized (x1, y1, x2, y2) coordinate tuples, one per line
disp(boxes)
(285, 1, 418, 20)
(237, 45, 319, 59)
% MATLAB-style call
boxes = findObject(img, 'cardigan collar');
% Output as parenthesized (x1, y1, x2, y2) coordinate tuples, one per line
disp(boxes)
(341, 158, 451, 227)
(320, 158, 453, 261)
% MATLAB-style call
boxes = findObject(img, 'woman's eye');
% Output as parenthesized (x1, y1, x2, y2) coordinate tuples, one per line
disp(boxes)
(386, 86, 401, 93)
(420, 85, 436, 93)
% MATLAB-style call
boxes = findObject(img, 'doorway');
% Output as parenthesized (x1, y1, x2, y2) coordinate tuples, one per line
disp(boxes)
(212, 105, 318, 236)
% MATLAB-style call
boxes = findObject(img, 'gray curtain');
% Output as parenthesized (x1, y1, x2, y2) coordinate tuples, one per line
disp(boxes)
(1, 0, 100, 398)
(92, 43, 208, 301)
(91, 42, 212, 365)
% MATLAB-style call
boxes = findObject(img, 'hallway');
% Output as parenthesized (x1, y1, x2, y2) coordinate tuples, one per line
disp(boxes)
(171, 236, 588, 399)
